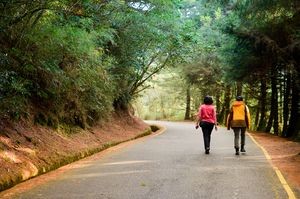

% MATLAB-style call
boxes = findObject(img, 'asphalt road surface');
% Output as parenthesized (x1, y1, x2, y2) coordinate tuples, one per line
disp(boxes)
(12, 121, 288, 199)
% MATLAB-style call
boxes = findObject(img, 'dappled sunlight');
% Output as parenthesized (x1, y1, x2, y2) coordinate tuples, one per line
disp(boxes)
(0, 150, 38, 180)
(16, 147, 36, 156)
(196, 166, 229, 171)
(63, 161, 154, 177)
(213, 147, 233, 150)
(223, 155, 266, 160)
(68, 170, 150, 179)
(21, 162, 38, 180)
(0, 151, 22, 163)
(0, 136, 13, 148)
(101, 160, 153, 166)
(66, 161, 94, 169)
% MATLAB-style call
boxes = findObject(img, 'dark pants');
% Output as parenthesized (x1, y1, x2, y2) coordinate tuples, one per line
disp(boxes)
(201, 122, 214, 150)
(232, 127, 246, 148)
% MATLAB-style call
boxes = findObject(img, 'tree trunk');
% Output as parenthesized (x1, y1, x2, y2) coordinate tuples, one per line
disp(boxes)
(266, 69, 279, 134)
(160, 97, 167, 119)
(236, 81, 243, 96)
(184, 84, 191, 120)
(272, 72, 279, 135)
(282, 71, 291, 137)
(224, 85, 231, 124)
(218, 107, 225, 125)
(219, 85, 231, 125)
(254, 101, 260, 128)
(216, 90, 221, 119)
(286, 69, 300, 139)
(265, 111, 273, 133)
(257, 77, 267, 131)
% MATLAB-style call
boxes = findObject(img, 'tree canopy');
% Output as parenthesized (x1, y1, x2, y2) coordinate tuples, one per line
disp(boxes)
(0, 0, 184, 128)
(1, 0, 299, 139)
(135, 0, 300, 140)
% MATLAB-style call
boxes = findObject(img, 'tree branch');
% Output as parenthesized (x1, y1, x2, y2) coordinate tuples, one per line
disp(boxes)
(130, 54, 170, 95)
(8, 7, 48, 26)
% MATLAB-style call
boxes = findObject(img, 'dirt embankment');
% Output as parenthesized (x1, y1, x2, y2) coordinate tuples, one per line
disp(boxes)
(249, 131, 300, 197)
(0, 111, 151, 192)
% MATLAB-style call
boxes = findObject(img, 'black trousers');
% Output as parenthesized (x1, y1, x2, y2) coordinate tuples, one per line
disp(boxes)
(200, 121, 214, 150)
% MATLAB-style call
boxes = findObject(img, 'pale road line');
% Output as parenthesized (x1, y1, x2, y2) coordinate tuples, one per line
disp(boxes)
(248, 133, 297, 199)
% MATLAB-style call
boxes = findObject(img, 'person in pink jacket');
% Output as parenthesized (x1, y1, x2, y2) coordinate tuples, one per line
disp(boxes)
(195, 96, 218, 154)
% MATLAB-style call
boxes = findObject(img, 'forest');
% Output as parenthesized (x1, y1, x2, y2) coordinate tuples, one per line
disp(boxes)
(1, 0, 299, 140)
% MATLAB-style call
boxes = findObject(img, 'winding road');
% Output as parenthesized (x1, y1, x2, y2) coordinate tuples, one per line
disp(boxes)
(6, 121, 289, 198)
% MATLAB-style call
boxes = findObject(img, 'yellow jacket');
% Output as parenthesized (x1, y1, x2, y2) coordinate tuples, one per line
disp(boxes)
(227, 101, 251, 129)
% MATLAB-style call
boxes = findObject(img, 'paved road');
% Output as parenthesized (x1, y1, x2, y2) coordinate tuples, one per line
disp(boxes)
(12, 121, 287, 199)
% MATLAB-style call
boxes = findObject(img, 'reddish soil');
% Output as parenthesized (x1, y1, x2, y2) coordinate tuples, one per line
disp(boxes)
(249, 131, 300, 197)
(0, 111, 150, 192)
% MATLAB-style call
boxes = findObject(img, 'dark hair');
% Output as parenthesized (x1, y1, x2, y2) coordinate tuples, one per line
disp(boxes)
(204, 96, 213, 105)
(236, 96, 243, 101)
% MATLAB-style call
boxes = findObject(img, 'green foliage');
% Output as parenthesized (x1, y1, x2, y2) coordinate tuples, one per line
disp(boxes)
(134, 68, 187, 120)
(0, 1, 117, 126)
(17, 8, 115, 126)
(2, 0, 298, 140)
(137, 0, 299, 141)
(0, 0, 186, 128)
(0, 71, 30, 119)
(105, 0, 184, 109)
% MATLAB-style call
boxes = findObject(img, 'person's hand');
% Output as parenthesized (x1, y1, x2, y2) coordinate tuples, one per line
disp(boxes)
(195, 125, 199, 129)
(215, 126, 218, 131)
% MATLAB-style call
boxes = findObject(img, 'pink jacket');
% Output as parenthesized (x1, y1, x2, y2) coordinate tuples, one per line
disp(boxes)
(197, 104, 217, 124)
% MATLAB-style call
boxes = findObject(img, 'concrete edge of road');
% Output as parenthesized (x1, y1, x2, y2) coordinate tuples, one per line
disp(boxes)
(149, 124, 167, 137)
(248, 133, 297, 199)
(78, 124, 167, 156)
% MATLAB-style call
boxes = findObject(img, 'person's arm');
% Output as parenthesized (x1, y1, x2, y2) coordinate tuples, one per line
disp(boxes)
(214, 107, 218, 130)
(195, 116, 200, 129)
(195, 106, 202, 129)
(245, 105, 251, 129)
(226, 107, 233, 130)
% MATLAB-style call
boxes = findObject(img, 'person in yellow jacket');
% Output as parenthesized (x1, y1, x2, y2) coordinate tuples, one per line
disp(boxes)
(227, 96, 251, 155)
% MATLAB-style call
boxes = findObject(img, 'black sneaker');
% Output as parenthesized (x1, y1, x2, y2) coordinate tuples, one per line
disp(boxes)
(241, 148, 246, 152)
(205, 149, 210, 154)
(235, 147, 240, 155)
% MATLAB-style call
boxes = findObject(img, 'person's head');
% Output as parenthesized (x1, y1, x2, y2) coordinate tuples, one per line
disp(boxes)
(236, 96, 243, 101)
(204, 96, 213, 105)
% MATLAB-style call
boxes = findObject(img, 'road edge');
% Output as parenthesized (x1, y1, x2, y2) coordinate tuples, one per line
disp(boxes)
(0, 125, 167, 198)
(248, 133, 297, 199)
